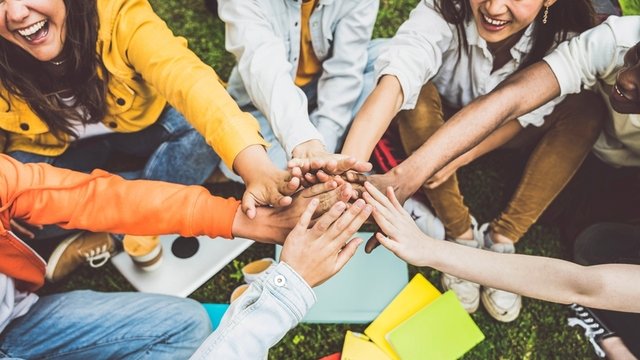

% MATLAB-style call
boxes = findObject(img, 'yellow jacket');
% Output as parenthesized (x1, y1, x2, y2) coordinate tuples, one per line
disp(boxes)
(0, 0, 266, 169)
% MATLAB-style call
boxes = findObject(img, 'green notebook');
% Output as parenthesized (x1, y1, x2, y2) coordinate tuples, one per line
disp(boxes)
(386, 291, 484, 360)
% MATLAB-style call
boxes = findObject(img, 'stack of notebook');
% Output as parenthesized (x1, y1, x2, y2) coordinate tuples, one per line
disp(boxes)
(339, 274, 485, 360)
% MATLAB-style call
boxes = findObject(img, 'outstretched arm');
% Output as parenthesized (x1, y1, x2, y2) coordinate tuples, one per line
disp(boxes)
(191, 199, 372, 360)
(363, 183, 640, 313)
(376, 62, 561, 199)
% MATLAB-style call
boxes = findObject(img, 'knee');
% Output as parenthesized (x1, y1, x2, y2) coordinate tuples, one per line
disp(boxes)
(176, 298, 213, 341)
(573, 223, 620, 265)
(553, 91, 606, 139)
(416, 82, 442, 113)
(397, 82, 444, 130)
(163, 299, 213, 353)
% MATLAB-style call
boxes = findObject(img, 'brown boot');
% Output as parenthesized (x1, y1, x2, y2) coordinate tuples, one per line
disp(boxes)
(45, 232, 116, 283)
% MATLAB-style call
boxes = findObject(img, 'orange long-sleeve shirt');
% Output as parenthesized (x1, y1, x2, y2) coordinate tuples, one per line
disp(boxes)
(0, 155, 240, 291)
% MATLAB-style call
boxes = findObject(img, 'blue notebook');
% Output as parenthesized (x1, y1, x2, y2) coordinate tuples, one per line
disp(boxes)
(276, 232, 408, 323)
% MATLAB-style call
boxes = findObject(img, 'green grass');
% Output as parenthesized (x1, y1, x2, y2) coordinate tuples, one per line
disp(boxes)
(41, 1, 596, 358)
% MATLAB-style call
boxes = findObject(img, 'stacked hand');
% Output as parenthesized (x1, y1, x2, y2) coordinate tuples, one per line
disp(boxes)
(280, 198, 372, 287)
(362, 182, 431, 266)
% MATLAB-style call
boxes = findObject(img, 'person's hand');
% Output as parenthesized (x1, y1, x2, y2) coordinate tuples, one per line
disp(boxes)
(280, 198, 372, 287)
(367, 172, 413, 206)
(288, 139, 372, 177)
(242, 167, 300, 218)
(362, 182, 431, 266)
(269, 180, 355, 237)
(424, 155, 469, 189)
(233, 145, 301, 219)
(352, 171, 415, 253)
(233, 180, 356, 244)
(9, 219, 42, 239)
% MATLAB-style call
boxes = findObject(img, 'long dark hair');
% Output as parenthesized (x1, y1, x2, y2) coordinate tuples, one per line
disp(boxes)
(436, 0, 595, 68)
(0, 0, 108, 140)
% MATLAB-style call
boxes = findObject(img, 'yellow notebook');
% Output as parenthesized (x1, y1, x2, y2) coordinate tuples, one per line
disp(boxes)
(340, 331, 391, 360)
(364, 274, 441, 359)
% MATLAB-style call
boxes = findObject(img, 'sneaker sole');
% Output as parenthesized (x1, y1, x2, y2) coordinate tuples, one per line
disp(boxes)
(45, 231, 85, 282)
(481, 290, 521, 323)
(441, 275, 480, 314)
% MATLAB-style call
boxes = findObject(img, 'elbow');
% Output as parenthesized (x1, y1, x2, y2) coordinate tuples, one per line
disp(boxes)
(566, 266, 604, 307)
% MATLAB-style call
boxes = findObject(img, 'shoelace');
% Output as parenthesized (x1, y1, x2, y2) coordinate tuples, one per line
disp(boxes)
(567, 318, 606, 358)
(567, 304, 608, 358)
(83, 244, 111, 268)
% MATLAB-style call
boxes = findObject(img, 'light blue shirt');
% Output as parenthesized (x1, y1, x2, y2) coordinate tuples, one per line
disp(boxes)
(190, 262, 316, 359)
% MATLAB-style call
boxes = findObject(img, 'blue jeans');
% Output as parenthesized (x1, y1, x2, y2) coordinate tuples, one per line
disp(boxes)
(9, 106, 219, 184)
(220, 39, 386, 182)
(9, 107, 220, 240)
(0, 290, 211, 360)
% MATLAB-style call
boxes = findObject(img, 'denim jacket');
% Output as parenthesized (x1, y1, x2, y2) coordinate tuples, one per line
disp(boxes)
(219, 0, 378, 154)
(190, 262, 316, 359)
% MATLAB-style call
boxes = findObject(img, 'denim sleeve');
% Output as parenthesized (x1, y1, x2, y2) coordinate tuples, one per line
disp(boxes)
(189, 262, 316, 360)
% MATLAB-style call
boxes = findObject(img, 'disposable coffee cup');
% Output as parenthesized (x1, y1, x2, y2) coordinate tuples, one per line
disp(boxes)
(123, 235, 163, 272)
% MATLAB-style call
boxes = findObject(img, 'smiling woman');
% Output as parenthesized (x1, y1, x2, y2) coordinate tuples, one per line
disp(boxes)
(0, 0, 67, 61)
(341, 0, 602, 323)
(0, 0, 297, 265)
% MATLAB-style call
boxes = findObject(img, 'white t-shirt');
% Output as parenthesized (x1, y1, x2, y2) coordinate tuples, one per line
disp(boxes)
(0, 274, 38, 335)
(59, 96, 114, 140)
(544, 16, 640, 167)
(375, 0, 566, 127)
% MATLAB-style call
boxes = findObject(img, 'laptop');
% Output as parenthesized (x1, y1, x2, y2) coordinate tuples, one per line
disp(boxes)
(112, 235, 253, 297)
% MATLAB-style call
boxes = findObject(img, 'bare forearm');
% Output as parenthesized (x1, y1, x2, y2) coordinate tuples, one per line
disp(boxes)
(231, 207, 285, 244)
(461, 119, 523, 163)
(342, 75, 404, 161)
(393, 62, 561, 190)
(425, 239, 640, 313)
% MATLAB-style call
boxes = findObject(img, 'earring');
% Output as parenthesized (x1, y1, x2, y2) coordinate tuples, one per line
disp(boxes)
(542, 5, 549, 24)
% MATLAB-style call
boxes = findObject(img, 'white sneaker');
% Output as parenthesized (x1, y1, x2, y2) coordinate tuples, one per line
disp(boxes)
(440, 233, 483, 314)
(441, 271, 480, 313)
(481, 241, 522, 322)
(403, 197, 445, 240)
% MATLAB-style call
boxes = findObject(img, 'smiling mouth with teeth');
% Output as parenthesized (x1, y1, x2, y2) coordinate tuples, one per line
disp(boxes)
(16, 19, 49, 42)
(482, 14, 510, 27)
(614, 84, 632, 101)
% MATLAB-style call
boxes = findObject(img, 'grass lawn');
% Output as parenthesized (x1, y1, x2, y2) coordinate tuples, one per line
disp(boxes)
(41, 1, 597, 358)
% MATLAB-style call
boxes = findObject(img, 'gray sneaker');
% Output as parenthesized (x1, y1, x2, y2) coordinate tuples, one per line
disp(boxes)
(481, 239, 522, 322)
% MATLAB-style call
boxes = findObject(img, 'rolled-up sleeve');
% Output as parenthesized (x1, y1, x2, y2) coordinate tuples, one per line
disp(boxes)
(544, 16, 640, 96)
(375, 0, 454, 110)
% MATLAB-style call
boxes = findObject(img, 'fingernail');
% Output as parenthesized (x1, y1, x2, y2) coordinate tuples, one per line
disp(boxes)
(311, 198, 319, 205)
(354, 199, 364, 208)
